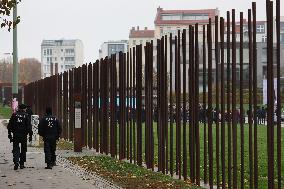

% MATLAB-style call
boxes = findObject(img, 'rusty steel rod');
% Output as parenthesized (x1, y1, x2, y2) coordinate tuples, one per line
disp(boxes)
(133, 47, 136, 164)
(252, 3, 258, 188)
(129, 49, 133, 163)
(207, 19, 213, 189)
(182, 29, 187, 181)
(93, 60, 100, 152)
(170, 33, 174, 177)
(232, 9, 238, 189)
(240, 12, 244, 189)
(136, 45, 142, 166)
(157, 39, 161, 172)
(195, 23, 200, 186)
(88, 63, 93, 149)
(226, 11, 232, 189)
(127, 52, 130, 160)
(145, 43, 149, 168)
(276, 0, 281, 188)
(150, 41, 154, 171)
(119, 52, 126, 159)
(220, 17, 226, 189)
(82, 64, 87, 147)
(248, 9, 254, 189)
(69, 69, 74, 142)
(202, 24, 208, 185)
(174, 33, 180, 177)
(266, 1, 274, 188)
(177, 30, 182, 179)
(215, 15, 220, 188)
(165, 36, 168, 174)
(161, 36, 166, 173)
(189, 25, 194, 181)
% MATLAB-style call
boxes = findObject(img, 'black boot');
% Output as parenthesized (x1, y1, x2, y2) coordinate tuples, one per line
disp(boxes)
(20, 163, 25, 169)
(14, 163, 19, 170)
(45, 164, 52, 169)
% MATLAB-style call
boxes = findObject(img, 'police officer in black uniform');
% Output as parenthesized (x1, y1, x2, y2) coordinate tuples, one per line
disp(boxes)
(38, 107, 62, 169)
(7, 104, 33, 170)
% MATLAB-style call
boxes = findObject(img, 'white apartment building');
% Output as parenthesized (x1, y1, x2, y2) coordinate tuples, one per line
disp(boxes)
(129, 26, 155, 49)
(154, 7, 219, 41)
(99, 40, 128, 59)
(41, 39, 84, 78)
(129, 26, 155, 67)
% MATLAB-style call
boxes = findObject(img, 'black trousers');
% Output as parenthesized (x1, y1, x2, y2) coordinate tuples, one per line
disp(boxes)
(44, 138, 57, 165)
(12, 137, 27, 165)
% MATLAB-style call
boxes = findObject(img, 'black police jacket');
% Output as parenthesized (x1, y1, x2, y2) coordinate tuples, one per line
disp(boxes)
(7, 111, 33, 138)
(38, 115, 62, 140)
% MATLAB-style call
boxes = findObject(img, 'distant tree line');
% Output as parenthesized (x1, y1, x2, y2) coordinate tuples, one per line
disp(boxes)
(0, 58, 41, 84)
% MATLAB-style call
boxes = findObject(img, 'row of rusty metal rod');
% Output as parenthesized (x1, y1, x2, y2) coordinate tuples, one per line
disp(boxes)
(24, 1, 282, 188)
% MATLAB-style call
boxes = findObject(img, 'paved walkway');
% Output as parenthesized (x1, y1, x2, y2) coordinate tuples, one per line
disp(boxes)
(0, 120, 118, 189)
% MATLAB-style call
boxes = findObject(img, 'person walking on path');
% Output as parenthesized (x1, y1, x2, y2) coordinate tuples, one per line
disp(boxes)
(7, 104, 33, 170)
(38, 107, 62, 169)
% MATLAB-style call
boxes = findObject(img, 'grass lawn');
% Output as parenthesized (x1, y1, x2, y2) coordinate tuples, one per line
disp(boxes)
(68, 155, 200, 189)
(63, 121, 283, 189)
(137, 122, 284, 189)
(0, 106, 12, 119)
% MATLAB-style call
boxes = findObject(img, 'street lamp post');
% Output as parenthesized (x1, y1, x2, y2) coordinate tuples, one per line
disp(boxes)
(12, 3, 18, 100)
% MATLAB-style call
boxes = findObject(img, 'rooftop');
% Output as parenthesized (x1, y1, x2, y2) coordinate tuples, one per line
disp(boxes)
(41, 39, 81, 47)
(129, 26, 155, 38)
(102, 40, 128, 44)
(155, 7, 218, 25)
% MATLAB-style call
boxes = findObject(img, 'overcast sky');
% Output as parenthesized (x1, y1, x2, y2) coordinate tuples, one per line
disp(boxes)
(0, 0, 282, 63)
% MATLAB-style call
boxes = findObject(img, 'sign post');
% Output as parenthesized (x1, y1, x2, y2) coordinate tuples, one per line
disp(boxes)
(74, 95, 82, 152)
(31, 115, 39, 146)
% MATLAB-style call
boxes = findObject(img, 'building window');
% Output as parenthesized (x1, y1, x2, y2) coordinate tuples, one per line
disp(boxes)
(54, 57, 57, 61)
(61, 49, 63, 52)
(256, 24, 265, 33)
(107, 44, 125, 56)
(44, 65, 49, 72)
(133, 40, 136, 46)
(262, 35, 267, 43)
(65, 57, 75, 62)
(46, 49, 53, 55)
(65, 65, 74, 70)
(161, 14, 181, 21)
(61, 57, 63, 61)
(160, 27, 163, 35)
(65, 49, 75, 54)
(166, 27, 171, 34)
(280, 22, 284, 30)
(44, 50, 46, 56)
(281, 33, 284, 43)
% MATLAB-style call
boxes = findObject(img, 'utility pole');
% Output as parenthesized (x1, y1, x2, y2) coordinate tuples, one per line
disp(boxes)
(12, 3, 18, 100)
